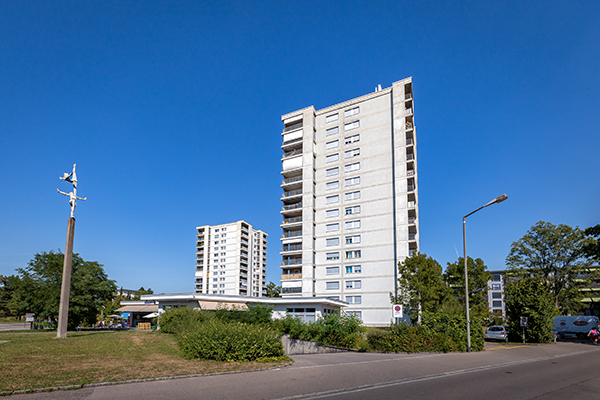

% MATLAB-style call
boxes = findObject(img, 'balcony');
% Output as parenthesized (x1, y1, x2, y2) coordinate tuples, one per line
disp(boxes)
(282, 230, 302, 238)
(408, 217, 417, 224)
(281, 273, 302, 280)
(282, 216, 302, 225)
(406, 153, 414, 160)
(282, 287, 302, 294)
(282, 137, 303, 146)
(282, 202, 302, 211)
(281, 258, 302, 266)
(407, 185, 415, 192)
(406, 138, 413, 145)
(282, 243, 303, 252)
(407, 201, 416, 208)
(405, 108, 413, 116)
(406, 122, 413, 130)
(282, 189, 302, 198)
(409, 233, 417, 241)
(282, 175, 303, 185)
(283, 148, 303, 158)
(407, 169, 415, 176)
(405, 93, 412, 100)
(283, 121, 303, 132)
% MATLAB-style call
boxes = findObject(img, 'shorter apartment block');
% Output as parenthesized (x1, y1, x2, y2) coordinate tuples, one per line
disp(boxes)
(195, 221, 268, 297)
(487, 270, 506, 318)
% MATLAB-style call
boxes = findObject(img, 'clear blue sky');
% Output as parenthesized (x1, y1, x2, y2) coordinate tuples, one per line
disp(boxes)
(1, 1, 598, 293)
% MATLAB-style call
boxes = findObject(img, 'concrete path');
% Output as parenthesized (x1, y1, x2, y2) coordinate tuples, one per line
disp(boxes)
(0, 323, 30, 332)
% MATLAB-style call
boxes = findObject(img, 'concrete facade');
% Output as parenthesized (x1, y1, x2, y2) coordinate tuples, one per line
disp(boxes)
(279, 78, 419, 326)
(195, 221, 268, 297)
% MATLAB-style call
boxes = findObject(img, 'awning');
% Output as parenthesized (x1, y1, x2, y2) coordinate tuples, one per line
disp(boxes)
(115, 305, 158, 313)
(143, 312, 160, 318)
(198, 301, 248, 311)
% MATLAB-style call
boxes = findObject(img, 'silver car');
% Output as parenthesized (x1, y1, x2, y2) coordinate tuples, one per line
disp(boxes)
(485, 325, 509, 342)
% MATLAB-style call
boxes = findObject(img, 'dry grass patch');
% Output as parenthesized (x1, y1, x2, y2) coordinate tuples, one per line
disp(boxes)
(0, 330, 285, 393)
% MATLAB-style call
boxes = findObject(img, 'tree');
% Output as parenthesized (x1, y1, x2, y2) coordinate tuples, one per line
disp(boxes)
(132, 287, 154, 300)
(504, 277, 554, 343)
(391, 253, 454, 323)
(445, 256, 492, 316)
(0, 275, 27, 318)
(583, 224, 600, 262)
(16, 250, 116, 328)
(506, 221, 592, 314)
(265, 282, 281, 298)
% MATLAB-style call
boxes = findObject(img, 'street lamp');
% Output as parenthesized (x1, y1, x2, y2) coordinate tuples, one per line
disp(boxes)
(463, 194, 508, 352)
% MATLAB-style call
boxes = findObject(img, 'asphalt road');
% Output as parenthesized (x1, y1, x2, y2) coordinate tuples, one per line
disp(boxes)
(9, 341, 600, 400)
(0, 323, 30, 331)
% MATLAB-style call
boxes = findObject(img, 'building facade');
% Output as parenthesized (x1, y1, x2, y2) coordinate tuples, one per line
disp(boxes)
(195, 221, 268, 297)
(487, 270, 507, 318)
(279, 77, 419, 326)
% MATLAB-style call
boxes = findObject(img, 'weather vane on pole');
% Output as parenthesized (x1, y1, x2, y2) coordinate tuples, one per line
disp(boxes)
(57, 164, 86, 218)
(56, 163, 87, 338)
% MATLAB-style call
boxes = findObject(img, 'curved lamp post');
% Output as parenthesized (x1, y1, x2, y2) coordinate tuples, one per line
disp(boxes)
(463, 194, 508, 352)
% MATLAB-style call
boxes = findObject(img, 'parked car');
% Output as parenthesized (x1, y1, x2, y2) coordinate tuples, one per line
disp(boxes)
(485, 325, 509, 342)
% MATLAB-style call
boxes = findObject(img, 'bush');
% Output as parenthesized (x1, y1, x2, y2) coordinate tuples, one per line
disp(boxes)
(158, 307, 213, 334)
(367, 323, 460, 353)
(273, 312, 365, 348)
(422, 309, 485, 352)
(178, 319, 285, 362)
(213, 304, 273, 325)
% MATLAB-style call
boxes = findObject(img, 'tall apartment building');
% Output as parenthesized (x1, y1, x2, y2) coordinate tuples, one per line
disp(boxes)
(279, 77, 419, 326)
(195, 221, 268, 297)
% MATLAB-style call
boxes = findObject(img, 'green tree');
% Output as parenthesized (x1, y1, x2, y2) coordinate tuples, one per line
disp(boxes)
(504, 277, 554, 343)
(506, 221, 592, 314)
(583, 224, 600, 262)
(131, 287, 154, 300)
(265, 281, 281, 298)
(0, 275, 27, 318)
(16, 250, 117, 328)
(445, 256, 492, 316)
(391, 253, 454, 324)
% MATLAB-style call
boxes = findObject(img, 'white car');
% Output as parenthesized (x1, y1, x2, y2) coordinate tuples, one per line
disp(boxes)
(485, 325, 509, 342)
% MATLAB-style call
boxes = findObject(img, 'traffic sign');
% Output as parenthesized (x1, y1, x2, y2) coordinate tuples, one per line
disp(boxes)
(520, 317, 528, 327)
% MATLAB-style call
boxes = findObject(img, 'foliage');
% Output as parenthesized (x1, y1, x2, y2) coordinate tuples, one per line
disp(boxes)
(504, 276, 554, 343)
(391, 253, 454, 324)
(421, 309, 485, 352)
(0, 275, 27, 318)
(265, 281, 281, 298)
(12, 251, 116, 328)
(177, 319, 285, 362)
(213, 303, 273, 325)
(131, 286, 154, 300)
(583, 224, 600, 262)
(158, 306, 214, 334)
(445, 256, 492, 317)
(273, 312, 366, 348)
(506, 221, 592, 314)
(489, 310, 505, 326)
(366, 323, 461, 353)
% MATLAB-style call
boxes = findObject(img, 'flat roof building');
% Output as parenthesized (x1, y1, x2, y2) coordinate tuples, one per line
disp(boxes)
(279, 78, 419, 326)
(195, 221, 268, 297)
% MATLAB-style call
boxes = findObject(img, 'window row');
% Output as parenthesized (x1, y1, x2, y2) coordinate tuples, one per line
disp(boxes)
(326, 150, 360, 162)
(326, 250, 362, 260)
(326, 265, 362, 275)
(325, 107, 360, 124)
(325, 220, 361, 231)
(326, 177, 360, 191)
(325, 235, 361, 247)
(326, 205, 360, 218)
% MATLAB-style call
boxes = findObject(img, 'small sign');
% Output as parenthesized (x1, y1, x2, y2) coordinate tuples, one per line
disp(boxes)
(393, 304, 403, 318)
(520, 317, 528, 327)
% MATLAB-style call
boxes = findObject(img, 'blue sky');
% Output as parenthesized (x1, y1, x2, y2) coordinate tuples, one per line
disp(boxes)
(1, 1, 598, 293)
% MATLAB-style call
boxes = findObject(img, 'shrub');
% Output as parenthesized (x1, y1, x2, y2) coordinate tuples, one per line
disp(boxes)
(367, 323, 460, 353)
(213, 304, 273, 325)
(158, 307, 213, 334)
(178, 319, 285, 362)
(273, 312, 365, 348)
(421, 309, 485, 352)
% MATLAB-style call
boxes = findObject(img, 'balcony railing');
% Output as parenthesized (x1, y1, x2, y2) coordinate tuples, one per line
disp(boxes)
(282, 243, 303, 252)
(282, 216, 302, 224)
(407, 185, 415, 192)
(283, 121, 303, 132)
(406, 122, 413, 130)
(282, 287, 302, 294)
(282, 230, 302, 238)
(408, 217, 417, 224)
(407, 170, 415, 176)
(407, 201, 416, 208)
(406, 153, 414, 160)
(405, 108, 413, 115)
(405, 93, 412, 100)
(283, 148, 303, 158)
(282, 175, 303, 185)
(283, 137, 302, 145)
(406, 138, 413, 145)
(282, 202, 302, 211)
(281, 273, 303, 280)
(281, 259, 302, 265)
(283, 189, 302, 198)
(409, 233, 417, 241)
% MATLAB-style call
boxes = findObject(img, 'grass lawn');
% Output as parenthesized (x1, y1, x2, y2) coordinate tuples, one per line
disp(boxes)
(0, 316, 25, 324)
(0, 330, 286, 393)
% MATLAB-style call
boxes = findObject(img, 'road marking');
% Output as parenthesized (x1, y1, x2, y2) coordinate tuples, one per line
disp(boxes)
(486, 344, 531, 350)
(271, 348, 600, 400)
(286, 353, 444, 370)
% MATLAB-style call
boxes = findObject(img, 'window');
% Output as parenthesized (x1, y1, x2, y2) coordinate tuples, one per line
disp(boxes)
(345, 120, 360, 131)
(326, 154, 339, 163)
(326, 223, 339, 232)
(491, 284, 501, 290)
(214, 234, 219, 238)
(326, 266, 340, 275)
(346, 235, 361, 244)
(492, 292, 502, 299)
(492, 301, 503, 308)
(213, 278, 218, 282)
(326, 140, 339, 149)
(493, 274, 502, 282)
(214, 247, 219, 251)
(345, 220, 361, 229)
(345, 205, 361, 215)
(221, 240, 226, 244)
(326, 167, 339, 176)
(326, 126, 339, 136)
(345, 191, 360, 200)
(215, 229, 219, 232)
(344, 107, 359, 117)
(219, 284, 225, 288)
(347, 311, 362, 320)
(345, 250, 361, 259)
(326, 252, 340, 260)
(345, 177, 360, 187)
(220, 252, 226, 256)
(345, 265, 361, 274)
(326, 281, 340, 290)
(214, 241, 218, 245)
(345, 280, 361, 289)
(213, 265, 218, 269)
(345, 162, 360, 172)
(222, 227, 227, 231)
(326, 114, 339, 123)
(345, 134, 360, 144)
(326, 237, 340, 246)
(213, 284, 217, 288)
(222, 233, 227, 237)
(326, 209, 339, 218)
(345, 148, 360, 158)
(220, 277, 225, 281)
(326, 181, 339, 190)
(220, 258, 226, 262)
(326, 195, 339, 204)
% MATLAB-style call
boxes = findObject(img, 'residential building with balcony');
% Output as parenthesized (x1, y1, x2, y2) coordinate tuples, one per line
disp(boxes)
(195, 221, 268, 297)
(279, 77, 419, 326)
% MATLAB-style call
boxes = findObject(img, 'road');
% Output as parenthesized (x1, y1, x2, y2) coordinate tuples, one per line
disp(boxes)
(9, 341, 600, 399)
